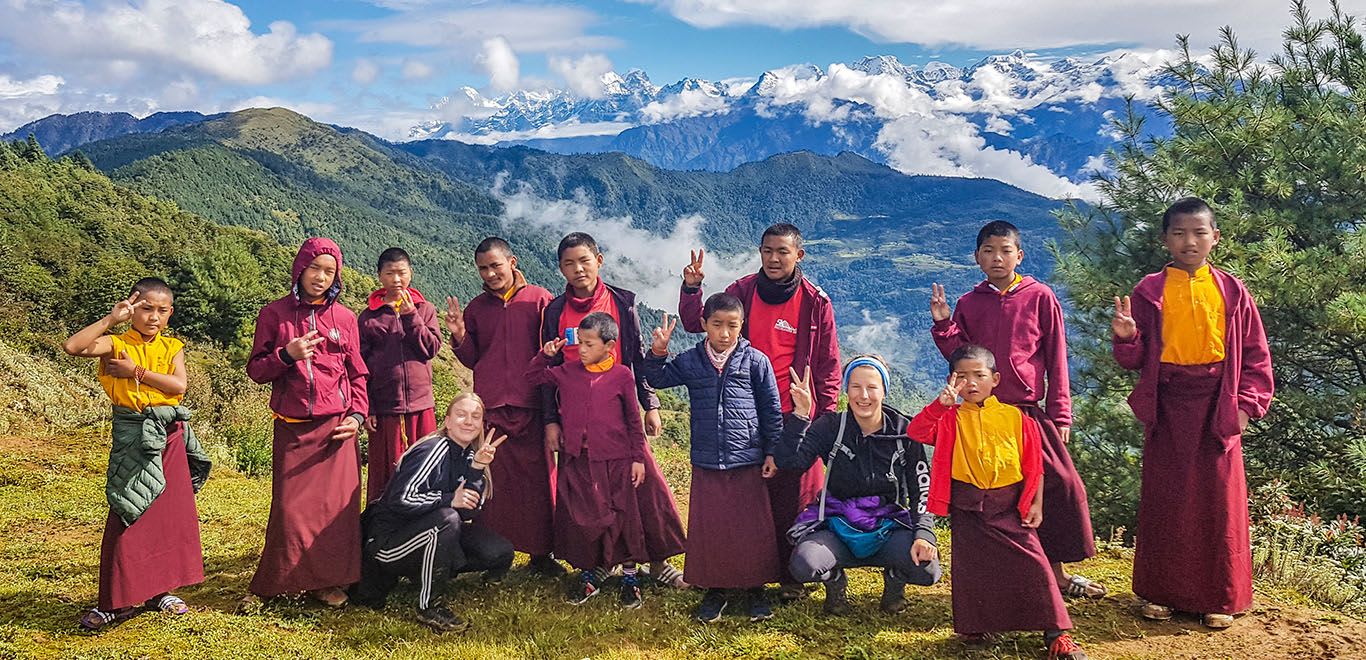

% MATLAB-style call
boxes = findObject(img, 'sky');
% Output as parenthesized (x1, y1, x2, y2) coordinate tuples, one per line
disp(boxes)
(0, 0, 1338, 139)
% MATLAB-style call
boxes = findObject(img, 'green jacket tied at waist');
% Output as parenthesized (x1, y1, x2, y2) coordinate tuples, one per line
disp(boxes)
(108, 405, 212, 525)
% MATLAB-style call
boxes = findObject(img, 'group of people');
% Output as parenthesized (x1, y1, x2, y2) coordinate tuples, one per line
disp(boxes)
(64, 196, 1273, 660)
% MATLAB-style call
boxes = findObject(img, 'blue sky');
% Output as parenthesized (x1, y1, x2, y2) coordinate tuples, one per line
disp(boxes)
(0, 1, 1329, 138)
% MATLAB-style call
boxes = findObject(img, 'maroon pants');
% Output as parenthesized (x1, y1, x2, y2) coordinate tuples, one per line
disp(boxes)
(480, 406, 556, 556)
(1133, 363, 1252, 615)
(366, 409, 436, 504)
(250, 416, 362, 597)
(98, 423, 204, 610)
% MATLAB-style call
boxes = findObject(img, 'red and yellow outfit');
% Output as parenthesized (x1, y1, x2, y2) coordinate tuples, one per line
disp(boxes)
(98, 330, 184, 410)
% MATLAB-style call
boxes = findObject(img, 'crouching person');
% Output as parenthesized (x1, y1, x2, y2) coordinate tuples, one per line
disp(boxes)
(352, 394, 514, 632)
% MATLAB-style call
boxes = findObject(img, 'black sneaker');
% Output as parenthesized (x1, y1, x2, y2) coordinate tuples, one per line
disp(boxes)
(694, 589, 728, 623)
(415, 604, 468, 633)
(620, 573, 643, 609)
(567, 570, 602, 605)
(747, 588, 773, 622)
(529, 554, 568, 578)
(822, 572, 850, 616)
(482, 566, 509, 585)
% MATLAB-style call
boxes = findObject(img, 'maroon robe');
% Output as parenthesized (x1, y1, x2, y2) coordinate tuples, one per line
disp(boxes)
(685, 466, 781, 589)
(98, 423, 204, 610)
(933, 276, 1095, 563)
(1114, 266, 1274, 614)
(481, 406, 555, 555)
(249, 417, 362, 597)
(366, 409, 436, 504)
(949, 480, 1071, 635)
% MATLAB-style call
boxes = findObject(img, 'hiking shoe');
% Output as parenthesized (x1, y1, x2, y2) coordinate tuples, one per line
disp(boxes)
(1046, 632, 1087, 660)
(482, 566, 509, 585)
(747, 588, 773, 622)
(879, 569, 907, 614)
(529, 554, 567, 578)
(567, 570, 603, 605)
(694, 589, 728, 623)
(415, 604, 468, 633)
(620, 573, 643, 609)
(778, 582, 806, 602)
(822, 572, 850, 616)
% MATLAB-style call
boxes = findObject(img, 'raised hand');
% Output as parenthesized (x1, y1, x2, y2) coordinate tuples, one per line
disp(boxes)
(472, 428, 507, 468)
(930, 283, 951, 322)
(937, 373, 966, 407)
(109, 292, 142, 325)
(444, 295, 466, 342)
(682, 249, 706, 288)
(541, 337, 567, 358)
(1112, 295, 1137, 340)
(285, 330, 325, 361)
(788, 366, 814, 420)
(396, 289, 416, 315)
(650, 312, 678, 356)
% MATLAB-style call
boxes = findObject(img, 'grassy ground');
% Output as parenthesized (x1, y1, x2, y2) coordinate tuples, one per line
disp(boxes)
(1, 431, 1363, 660)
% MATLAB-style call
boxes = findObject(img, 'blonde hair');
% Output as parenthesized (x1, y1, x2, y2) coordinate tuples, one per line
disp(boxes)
(430, 392, 494, 502)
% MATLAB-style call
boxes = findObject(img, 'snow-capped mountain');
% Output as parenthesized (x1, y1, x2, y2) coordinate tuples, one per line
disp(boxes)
(411, 50, 1174, 196)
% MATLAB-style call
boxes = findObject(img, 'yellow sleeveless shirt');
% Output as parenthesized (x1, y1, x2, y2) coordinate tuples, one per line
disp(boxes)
(98, 329, 185, 411)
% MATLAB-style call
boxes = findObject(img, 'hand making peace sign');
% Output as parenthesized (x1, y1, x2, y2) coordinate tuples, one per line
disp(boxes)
(683, 249, 705, 288)
(651, 312, 678, 356)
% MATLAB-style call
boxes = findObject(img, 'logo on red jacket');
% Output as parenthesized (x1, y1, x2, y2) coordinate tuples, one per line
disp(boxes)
(774, 319, 797, 335)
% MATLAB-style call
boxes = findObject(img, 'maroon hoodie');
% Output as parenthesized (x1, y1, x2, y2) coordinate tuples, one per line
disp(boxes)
(452, 281, 553, 411)
(679, 273, 842, 415)
(247, 237, 370, 420)
(358, 288, 442, 415)
(1113, 265, 1274, 441)
(931, 276, 1072, 427)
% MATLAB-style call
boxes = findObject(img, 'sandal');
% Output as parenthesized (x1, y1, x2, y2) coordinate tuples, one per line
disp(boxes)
(149, 594, 189, 615)
(1061, 575, 1108, 599)
(308, 587, 349, 608)
(648, 562, 690, 590)
(1140, 602, 1173, 621)
(1202, 613, 1234, 629)
(78, 606, 137, 631)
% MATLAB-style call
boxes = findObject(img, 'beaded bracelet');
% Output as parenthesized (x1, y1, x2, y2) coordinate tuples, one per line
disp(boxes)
(133, 365, 146, 383)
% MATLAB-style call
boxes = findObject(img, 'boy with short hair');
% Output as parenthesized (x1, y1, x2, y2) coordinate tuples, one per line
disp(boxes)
(527, 312, 687, 609)
(930, 220, 1103, 598)
(1112, 197, 1274, 628)
(543, 232, 688, 589)
(358, 247, 442, 503)
(62, 278, 210, 630)
(447, 236, 561, 576)
(679, 223, 841, 599)
(907, 345, 1086, 660)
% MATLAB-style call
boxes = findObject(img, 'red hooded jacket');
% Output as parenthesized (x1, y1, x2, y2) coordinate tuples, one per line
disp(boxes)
(358, 288, 441, 415)
(906, 399, 1043, 520)
(247, 237, 370, 420)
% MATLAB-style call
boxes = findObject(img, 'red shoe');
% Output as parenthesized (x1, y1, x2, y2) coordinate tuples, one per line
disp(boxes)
(1047, 632, 1087, 660)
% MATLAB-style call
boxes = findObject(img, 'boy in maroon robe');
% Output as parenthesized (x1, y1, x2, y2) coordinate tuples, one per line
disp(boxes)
(908, 345, 1086, 660)
(680, 223, 841, 600)
(246, 237, 369, 607)
(527, 312, 687, 608)
(359, 247, 442, 504)
(930, 220, 1103, 598)
(542, 232, 688, 589)
(447, 237, 562, 577)
(1112, 197, 1274, 628)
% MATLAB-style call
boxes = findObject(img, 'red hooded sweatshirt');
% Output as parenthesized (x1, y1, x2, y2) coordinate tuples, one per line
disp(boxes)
(358, 288, 441, 415)
(247, 237, 370, 421)
(906, 399, 1043, 520)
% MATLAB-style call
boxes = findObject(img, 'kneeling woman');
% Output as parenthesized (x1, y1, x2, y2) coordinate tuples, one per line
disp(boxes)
(353, 394, 514, 631)
(769, 355, 942, 614)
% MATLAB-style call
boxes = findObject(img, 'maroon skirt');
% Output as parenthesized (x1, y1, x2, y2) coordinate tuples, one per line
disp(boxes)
(684, 466, 781, 589)
(554, 446, 685, 570)
(98, 423, 204, 610)
(480, 406, 556, 556)
(366, 409, 436, 504)
(1021, 405, 1097, 564)
(949, 480, 1071, 635)
(766, 461, 824, 583)
(250, 416, 362, 598)
(1133, 362, 1252, 615)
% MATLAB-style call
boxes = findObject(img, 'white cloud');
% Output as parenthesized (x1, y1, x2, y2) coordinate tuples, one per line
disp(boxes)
(548, 54, 615, 99)
(447, 119, 634, 144)
(491, 175, 752, 310)
(352, 59, 381, 85)
(334, 4, 621, 53)
(402, 60, 434, 80)
(478, 37, 520, 92)
(640, 86, 729, 123)
(635, 0, 1337, 54)
(0, 0, 332, 85)
(0, 74, 63, 100)
(843, 310, 913, 366)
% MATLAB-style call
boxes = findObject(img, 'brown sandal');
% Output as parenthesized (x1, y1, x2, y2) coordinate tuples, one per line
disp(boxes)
(78, 606, 137, 631)
(308, 587, 349, 608)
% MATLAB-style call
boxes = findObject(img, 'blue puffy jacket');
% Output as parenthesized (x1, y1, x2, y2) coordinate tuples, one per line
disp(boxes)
(642, 338, 783, 470)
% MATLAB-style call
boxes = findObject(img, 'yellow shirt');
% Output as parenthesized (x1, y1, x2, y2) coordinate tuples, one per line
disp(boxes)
(1161, 265, 1226, 365)
(98, 330, 185, 411)
(951, 396, 1025, 489)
